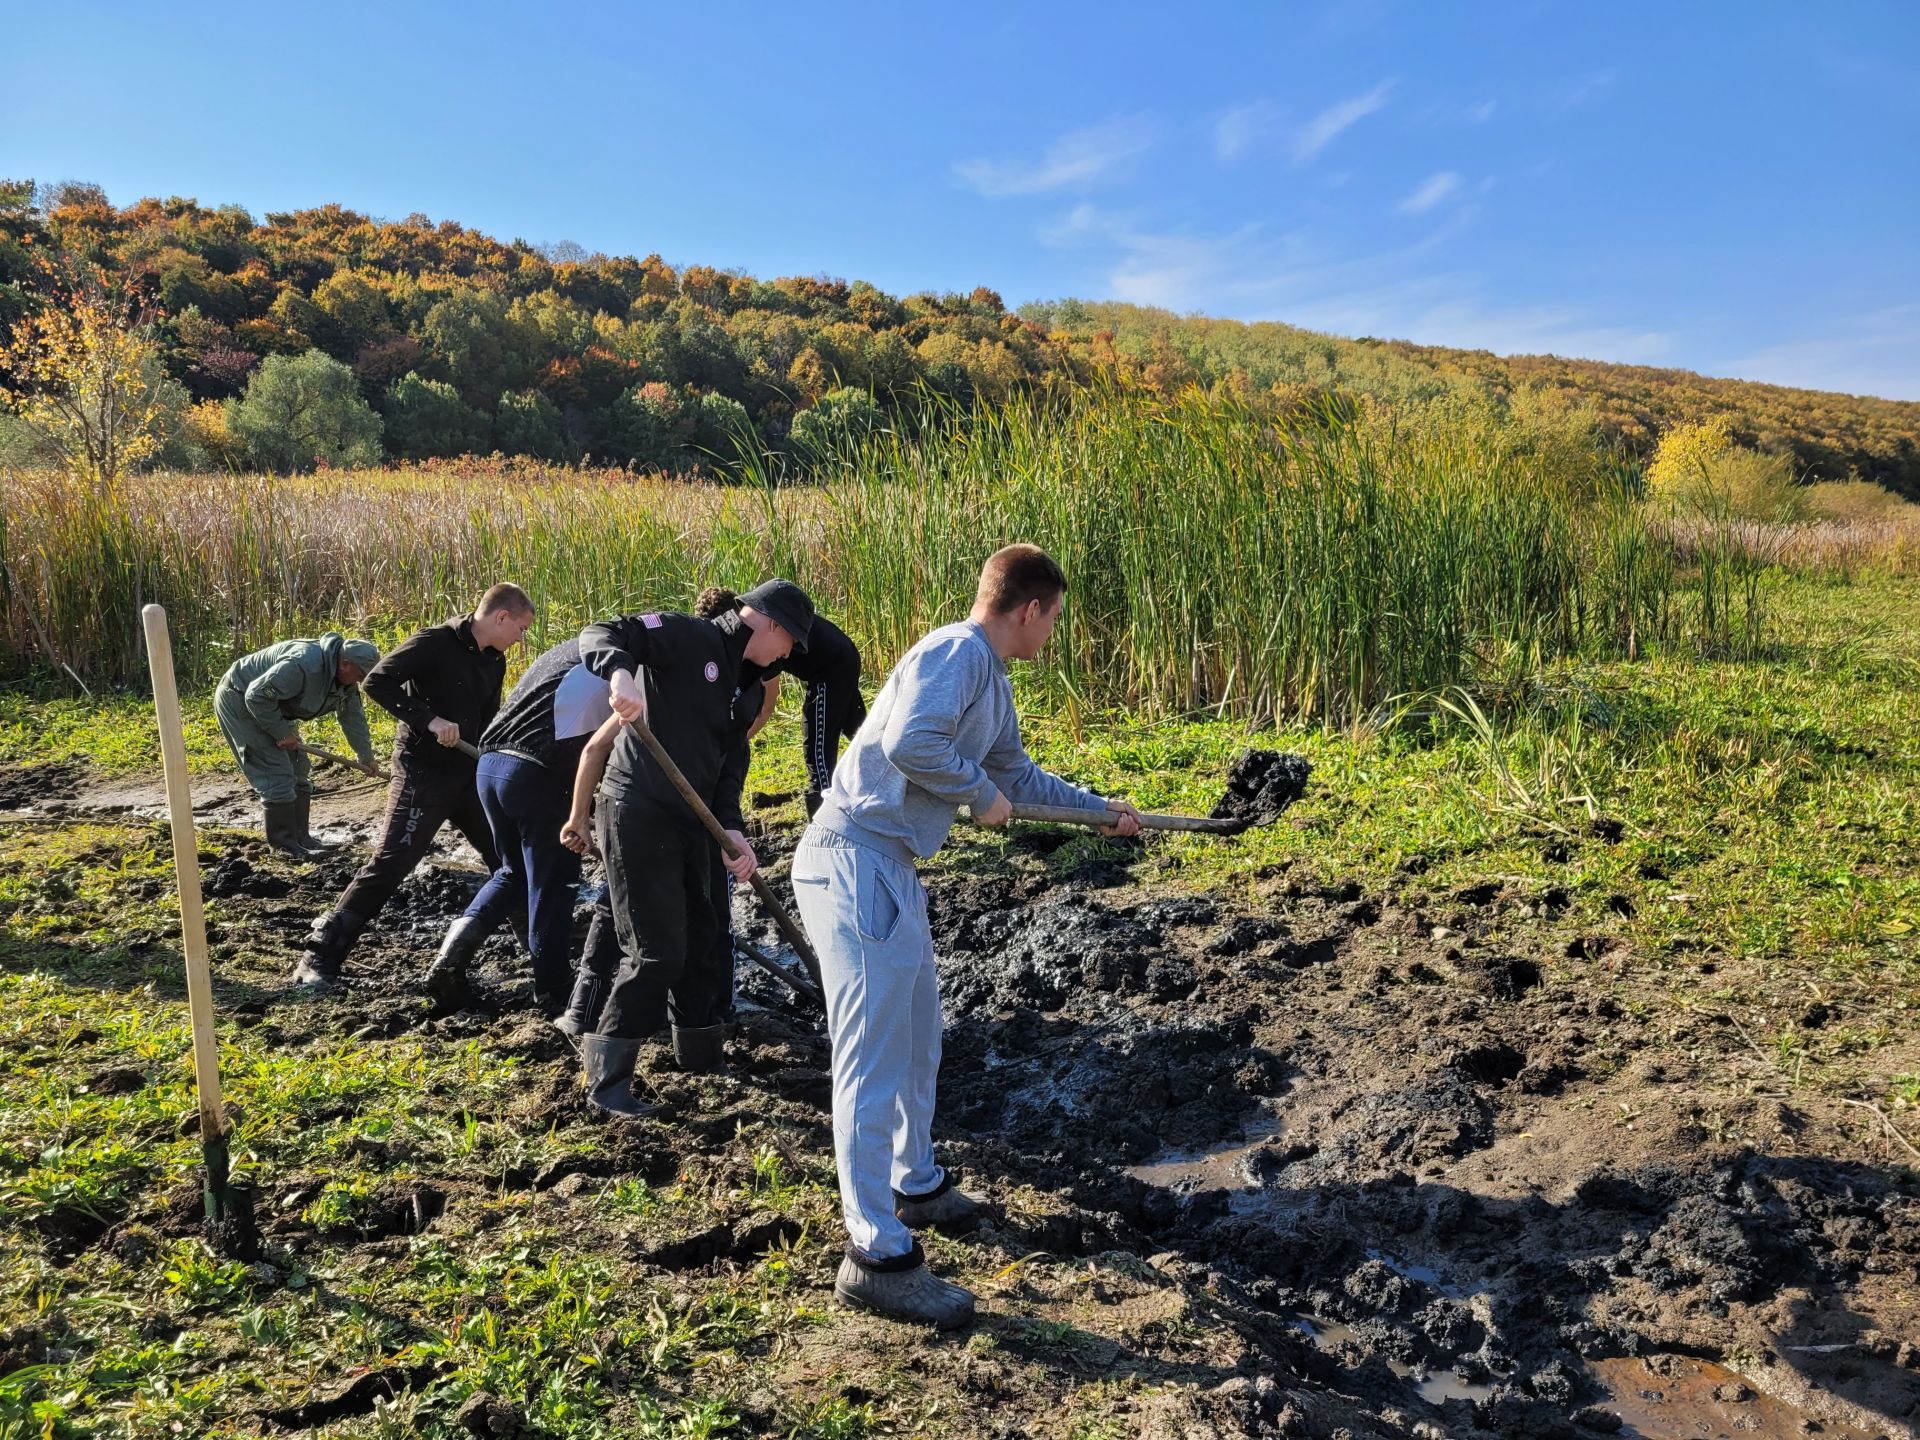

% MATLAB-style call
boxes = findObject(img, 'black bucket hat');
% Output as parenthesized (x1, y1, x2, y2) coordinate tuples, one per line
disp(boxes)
(739, 578, 815, 652)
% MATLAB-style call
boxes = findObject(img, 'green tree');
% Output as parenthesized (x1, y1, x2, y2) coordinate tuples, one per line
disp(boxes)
(685, 391, 751, 468)
(225, 348, 382, 471)
(383, 372, 488, 459)
(493, 387, 571, 460)
(603, 381, 687, 469)
(789, 386, 882, 457)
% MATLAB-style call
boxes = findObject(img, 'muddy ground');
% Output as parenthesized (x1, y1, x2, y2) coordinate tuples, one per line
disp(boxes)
(3, 758, 1918, 1439)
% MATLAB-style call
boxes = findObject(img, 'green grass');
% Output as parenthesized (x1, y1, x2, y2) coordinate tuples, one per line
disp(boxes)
(1, 568, 1916, 1435)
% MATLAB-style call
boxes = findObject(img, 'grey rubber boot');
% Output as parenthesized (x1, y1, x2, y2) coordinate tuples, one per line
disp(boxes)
(834, 1247, 976, 1329)
(262, 800, 310, 859)
(894, 1173, 984, 1232)
(579, 1033, 661, 1118)
(425, 914, 489, 1002)
(671, 1024, 726, 1075)
(291, 786, 337, 855)
(292, 909, 366, 991)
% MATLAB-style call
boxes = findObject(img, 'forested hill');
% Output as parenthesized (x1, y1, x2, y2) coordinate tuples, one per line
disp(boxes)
(4, 182, 1916, 491)
(1024, 301, 1920, 495)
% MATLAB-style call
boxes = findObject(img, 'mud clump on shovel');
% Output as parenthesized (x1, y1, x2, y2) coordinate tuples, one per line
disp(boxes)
(1210, 750, 1312, 828)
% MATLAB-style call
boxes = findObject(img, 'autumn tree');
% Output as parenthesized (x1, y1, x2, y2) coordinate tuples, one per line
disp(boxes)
(0, 255, 183, 486)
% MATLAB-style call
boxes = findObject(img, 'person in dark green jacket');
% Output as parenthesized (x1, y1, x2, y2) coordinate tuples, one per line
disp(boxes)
(214, 633, 382, 857)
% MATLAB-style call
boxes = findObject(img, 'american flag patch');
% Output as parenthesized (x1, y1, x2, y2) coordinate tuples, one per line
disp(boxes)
(641, 613, 664, 629)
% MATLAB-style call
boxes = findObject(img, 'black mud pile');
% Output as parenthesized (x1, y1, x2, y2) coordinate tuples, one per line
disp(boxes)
(1211, 749, 1312, 827)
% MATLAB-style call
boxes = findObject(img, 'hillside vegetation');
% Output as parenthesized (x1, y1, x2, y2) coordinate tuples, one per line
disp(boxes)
(4, 181, 1917, 490)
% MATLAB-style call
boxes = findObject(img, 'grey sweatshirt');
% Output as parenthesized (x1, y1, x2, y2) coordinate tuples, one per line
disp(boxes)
(810, 618, 1106, 864)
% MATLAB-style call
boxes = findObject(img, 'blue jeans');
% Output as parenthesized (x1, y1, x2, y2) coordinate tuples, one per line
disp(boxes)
(465, 752, 580, 1007)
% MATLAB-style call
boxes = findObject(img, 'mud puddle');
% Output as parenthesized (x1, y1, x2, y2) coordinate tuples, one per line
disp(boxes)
(1592, 1354, 1889, 1440)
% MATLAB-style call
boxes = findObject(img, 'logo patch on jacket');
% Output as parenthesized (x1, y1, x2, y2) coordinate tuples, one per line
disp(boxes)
(704, 661, 720, 682)
(642, 613, 664, 629)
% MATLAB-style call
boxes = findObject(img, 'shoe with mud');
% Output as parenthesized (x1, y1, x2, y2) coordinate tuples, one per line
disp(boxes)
(293, 909, 365, 992)
(579, 1033, 662, 1118)
(290, 788, 337, 855)
(425, 914, 488, 1002)
(894, 1173, 983, 1232)
(834, 1247, 975, 1329)
(551, 972, 604, 1048)
(262, 800, 311, 860)
(671, 1023, 726, 1075)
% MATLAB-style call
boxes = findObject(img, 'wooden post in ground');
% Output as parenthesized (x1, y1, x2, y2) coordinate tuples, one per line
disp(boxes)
(141, 604, 251, 1247)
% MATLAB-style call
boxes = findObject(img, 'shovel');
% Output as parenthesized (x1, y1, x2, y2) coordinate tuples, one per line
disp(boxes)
(617, 711, 826, 1006)
(296, 743, 389, 781)
(1000, 802, 1253, 836)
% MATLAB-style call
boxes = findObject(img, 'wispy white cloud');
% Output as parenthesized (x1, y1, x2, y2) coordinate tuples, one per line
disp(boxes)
(1292, 81, 1395, 163)
(1039, 203, 1672, 365)
(1214, 99, 1280, 162)
(954, 118, 1156, 198)
(1397, 171, 1462, 215)
(1725, 305, 1920, 400)
(1554, 69, 1617, 111)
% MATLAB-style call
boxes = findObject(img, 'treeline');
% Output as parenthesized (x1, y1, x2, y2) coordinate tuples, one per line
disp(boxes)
(3, 180, 1916, 490)
(1024, 301, 1920, 497)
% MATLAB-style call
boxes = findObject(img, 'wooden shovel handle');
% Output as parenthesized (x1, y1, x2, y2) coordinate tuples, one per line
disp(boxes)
(619, 711, 826, 1003)
(1002, 802, 1248, 835)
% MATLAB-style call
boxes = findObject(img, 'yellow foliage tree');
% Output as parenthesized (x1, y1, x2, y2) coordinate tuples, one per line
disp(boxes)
(0, 260, 178, 487)
(1644, 416, 1734, 500)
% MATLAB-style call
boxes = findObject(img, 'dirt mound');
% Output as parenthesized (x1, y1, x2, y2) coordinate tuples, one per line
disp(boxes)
(1211, 749, 1312, 827)
(0, 761, 83, 809)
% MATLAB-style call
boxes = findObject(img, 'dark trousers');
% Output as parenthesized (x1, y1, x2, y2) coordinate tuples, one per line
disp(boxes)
(465, 752, 580, 1006)
(596, 793, 728, 1037)
(803, 682, 867, 806)
(333, 761, 499, 925)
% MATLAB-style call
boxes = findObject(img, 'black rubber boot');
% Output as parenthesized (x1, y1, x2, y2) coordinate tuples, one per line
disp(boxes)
(292, 909, 366, 992)
(579, 1033, 661, 1118)
(551, 967, 606, 1047)
(553, 906, 619, 1046)
(262, 800, 310, 860)
(292, 786, 337, 855)
(425, 914, 489, 1002)
(671, 1024, 726, 1075)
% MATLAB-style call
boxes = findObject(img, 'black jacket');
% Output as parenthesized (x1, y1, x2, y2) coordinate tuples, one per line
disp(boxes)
(579, 608, 754, 830)
(775, 614, 864, 735)
(363, 616, 506, 775)
(478, 639, 611, 802)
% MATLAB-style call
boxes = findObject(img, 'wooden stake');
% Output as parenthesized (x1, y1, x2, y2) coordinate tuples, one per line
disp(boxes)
(140, 604, 232, 1219)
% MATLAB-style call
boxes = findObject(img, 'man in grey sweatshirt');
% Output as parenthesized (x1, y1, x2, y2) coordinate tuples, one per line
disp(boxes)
(791, 545, 1141, 1328)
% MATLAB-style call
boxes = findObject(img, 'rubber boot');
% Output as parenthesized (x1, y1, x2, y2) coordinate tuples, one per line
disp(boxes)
(551, 967, 607, 1048)
(553, 905, 619, 1047)
(579, 1033, 661, 1118)
(895, 1172, 984, 1232)
(262, 800, 310, 860)
(292, 909, 366, 992)
(425, 914, 489, 1003)
(834, 1246, 975, 1329)
(671, 1024, 726, 1076)
(292, 786, 337, 855)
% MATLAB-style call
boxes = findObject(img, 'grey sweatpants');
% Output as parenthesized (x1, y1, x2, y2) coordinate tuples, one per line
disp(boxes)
(790, 827, 943, 1262)
(214, 681, 311, 804)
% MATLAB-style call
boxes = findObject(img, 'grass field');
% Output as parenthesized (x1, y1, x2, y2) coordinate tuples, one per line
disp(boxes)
(3, 379, 1919, 1435)
(1, 562, 1916, 1437)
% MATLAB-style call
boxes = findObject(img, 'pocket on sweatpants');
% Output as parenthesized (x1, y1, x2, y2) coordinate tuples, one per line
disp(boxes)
(856, 865, 903, 944)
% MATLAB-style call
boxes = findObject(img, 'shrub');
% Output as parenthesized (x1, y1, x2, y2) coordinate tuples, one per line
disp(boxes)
(225, 349, 382, 471)
(382, 372, 489, 460)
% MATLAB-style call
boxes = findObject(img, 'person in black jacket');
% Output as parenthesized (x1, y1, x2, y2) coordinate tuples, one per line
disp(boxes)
(576, 577, 814, 1117)
(756, 614, 864, 816)
(423, 637, 612, 1014)
(293, 584, 537, 990)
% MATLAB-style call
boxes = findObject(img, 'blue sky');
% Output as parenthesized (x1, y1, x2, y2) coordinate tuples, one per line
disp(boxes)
(7, 1, 1918, 398)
